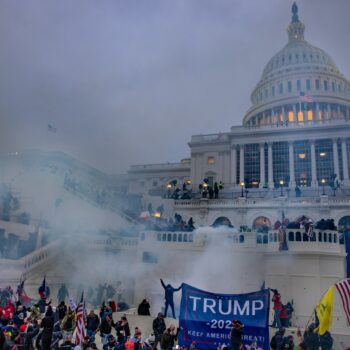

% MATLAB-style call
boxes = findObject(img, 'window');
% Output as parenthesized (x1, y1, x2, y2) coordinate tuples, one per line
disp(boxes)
(294, 141, 311, 187)
(288, 81, 292, 93)
(297, 80, 301, 91)
(207, 156, 215, 165)
(306, 79, 311, 91)
(332, 82, 336, 92)
(324, 80, 328, 91)
(315, 139, 334, 183)
(279, 83, 283, 94)
(315, 79, 320, 90)
(288, 111, 295, 123)
(272, 86, 275, 97)
(244, 144, 260, 188)
(272, 142, 290, 188)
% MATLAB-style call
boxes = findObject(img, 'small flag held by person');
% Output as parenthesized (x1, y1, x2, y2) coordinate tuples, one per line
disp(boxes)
(316, 285, 334, 335)
(335, 278, 350, 325)
(75, 293, 86, 345)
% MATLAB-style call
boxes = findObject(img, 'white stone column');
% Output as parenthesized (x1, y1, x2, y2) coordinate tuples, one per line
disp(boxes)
(327, 104, 332, 120)
(316, 103, 320, 122)
(268, 142, 274, 189)
(239, 145, 245, 183)
(310, 140, 318, 187)
(260, 143, 265, 187)
(282, 106, 286, 124)
(230, 145, 237, 186)
(341, 139, 349, 183)
(333, 139, 340, 179)
(289, 141, 296, 188)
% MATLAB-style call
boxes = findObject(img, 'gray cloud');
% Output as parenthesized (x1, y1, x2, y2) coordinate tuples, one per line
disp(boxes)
(1, 0, 349, 173)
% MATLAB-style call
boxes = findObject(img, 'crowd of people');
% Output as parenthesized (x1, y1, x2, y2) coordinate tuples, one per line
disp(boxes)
(143, 214, 195, 233)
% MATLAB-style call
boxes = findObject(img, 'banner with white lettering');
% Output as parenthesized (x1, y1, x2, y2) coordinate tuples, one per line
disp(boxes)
(179, 284, 270, 350)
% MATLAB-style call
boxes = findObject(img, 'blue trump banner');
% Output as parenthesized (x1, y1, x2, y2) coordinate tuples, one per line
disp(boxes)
(179, 284, 270, 350)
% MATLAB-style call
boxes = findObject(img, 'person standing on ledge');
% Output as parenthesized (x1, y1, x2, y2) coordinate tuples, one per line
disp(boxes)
(160, 278, 183, 319)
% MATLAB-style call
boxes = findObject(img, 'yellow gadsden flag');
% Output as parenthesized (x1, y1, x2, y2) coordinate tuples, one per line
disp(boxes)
(316, 286, 334, 335)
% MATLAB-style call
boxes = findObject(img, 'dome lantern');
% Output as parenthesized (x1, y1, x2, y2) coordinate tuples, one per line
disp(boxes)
(287, 2, 305, 42)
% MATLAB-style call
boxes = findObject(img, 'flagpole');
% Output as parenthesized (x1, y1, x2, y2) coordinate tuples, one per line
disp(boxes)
(304, 277, 349, 331)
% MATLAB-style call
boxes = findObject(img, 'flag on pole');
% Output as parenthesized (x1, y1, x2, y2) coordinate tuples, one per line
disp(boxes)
(75, 293, 86, 345)
(316, 286, 334, 335)
(16, 279, 25, 299)
(38, 276, 46, 297)
(335, 278, 350, 325)
(299, 91, 314, 103)
(68, 295, 77, 311)
(47, 124, 57, 133)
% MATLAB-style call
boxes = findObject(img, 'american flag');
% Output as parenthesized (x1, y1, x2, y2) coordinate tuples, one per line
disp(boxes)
(299, 91, 314, 103)
(335, 279, 350, 325)
(75, 293, 86, 345)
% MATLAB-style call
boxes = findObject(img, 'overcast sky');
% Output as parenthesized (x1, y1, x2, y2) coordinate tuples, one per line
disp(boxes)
(1, 0, 349, 174)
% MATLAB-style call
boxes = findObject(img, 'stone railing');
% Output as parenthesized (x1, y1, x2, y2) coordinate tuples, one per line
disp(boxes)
(174, 196, 350, 209)
(0, 240, 61, 284)
(129, 162, 189, 171)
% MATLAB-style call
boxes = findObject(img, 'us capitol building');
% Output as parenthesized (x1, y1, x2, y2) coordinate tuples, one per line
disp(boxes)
(129, 3, 350, 232)
(1, 3, 350, 344)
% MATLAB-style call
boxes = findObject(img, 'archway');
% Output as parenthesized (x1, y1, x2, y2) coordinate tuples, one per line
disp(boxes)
(253, 216, 272, 233)
(212, 217, 233, 228)
(338, 216, 350, 233)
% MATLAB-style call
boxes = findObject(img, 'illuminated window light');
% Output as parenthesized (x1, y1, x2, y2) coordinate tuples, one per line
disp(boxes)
(320, 152, 327, 157)
(207, 157, 215, 165)
(299, 153, 306, 159)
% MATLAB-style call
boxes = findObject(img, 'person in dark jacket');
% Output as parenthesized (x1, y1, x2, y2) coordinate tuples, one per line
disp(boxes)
(57, 302, 67, 321)
(40, 306, 54, 350)
(137, 299, 151, 316)
(303, 324, 319, 350)
(160, 279, 183, 319)
(152, 313, 166, 350)
(230, 320, 243, 350)
(114, 316, 130, 343)
(270, 327, 285, 350)
(100, 315, 114, 345)
(160, 325, 178, 350)
(86, 310, 100, 337)
(23, 319, 40, 350)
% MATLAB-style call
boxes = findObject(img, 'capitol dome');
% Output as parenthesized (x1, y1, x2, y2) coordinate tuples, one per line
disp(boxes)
(243, 2, 350, 127)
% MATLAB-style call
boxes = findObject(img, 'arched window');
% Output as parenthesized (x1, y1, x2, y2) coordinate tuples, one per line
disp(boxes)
(212, 217, 233, 228)
(263, 235, 268, 244)
(338, 216, 350, 233)
(318, 232, 322, 242)
(172, 234, 177, 242)
(162, 233, 166, 241)
(178, 234, 183, 242)
(253, 216, 272, 233)
(239, 235, 245, 243)
(184, 234, 188, 242)
(167, 233, 172, 242)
